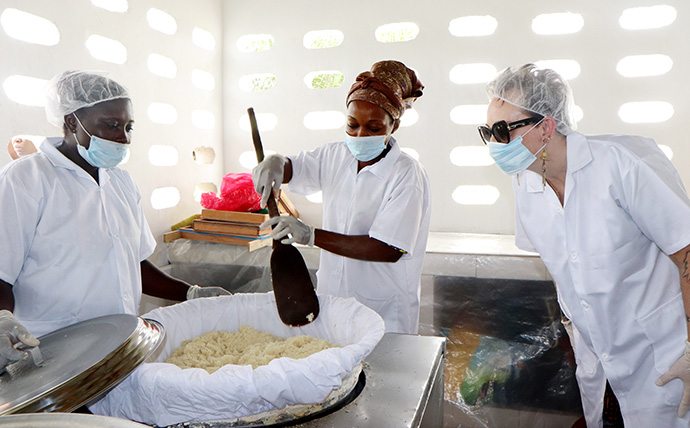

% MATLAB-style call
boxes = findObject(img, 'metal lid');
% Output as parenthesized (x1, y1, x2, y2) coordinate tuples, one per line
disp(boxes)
(0, 314, 164, 415)
(0, 412, 150, 427)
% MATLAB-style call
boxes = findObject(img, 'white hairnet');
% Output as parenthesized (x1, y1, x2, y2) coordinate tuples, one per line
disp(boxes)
(486, 64, 576, 135)
(44, 71, 130, 127)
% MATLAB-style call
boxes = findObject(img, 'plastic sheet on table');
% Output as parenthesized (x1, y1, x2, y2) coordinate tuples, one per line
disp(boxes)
(418, 266, 584, 428)
(165, 238, 319, 295)
(165, 239, 276, 294)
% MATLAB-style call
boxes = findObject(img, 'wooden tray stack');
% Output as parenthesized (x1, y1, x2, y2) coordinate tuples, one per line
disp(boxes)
(164, 191, 299, 252)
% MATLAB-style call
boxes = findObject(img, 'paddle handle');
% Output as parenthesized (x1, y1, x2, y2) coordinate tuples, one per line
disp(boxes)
(248, 107, 264, 162)
(248, 107, 281, 220)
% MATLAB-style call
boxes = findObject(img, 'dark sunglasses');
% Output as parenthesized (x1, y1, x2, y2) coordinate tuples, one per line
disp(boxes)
(478, 116, 543, 144)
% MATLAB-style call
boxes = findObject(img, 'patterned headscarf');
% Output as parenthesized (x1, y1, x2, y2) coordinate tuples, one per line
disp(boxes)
(346, 60, 424, 120)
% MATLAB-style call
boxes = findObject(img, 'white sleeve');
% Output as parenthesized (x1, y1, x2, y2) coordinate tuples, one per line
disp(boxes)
(118, 169, 156, 261)
(286, 147, 325, 196)
(132, 178, 156, 261)
(369, 164, 429, 255)
(513, 175, 537, 252)
(621, 151, 690, 255)
(138, 207, 156, 261)
(369, 184, 425, 255)
(0, 164, 40, 284)
(514, 209, 536, 252)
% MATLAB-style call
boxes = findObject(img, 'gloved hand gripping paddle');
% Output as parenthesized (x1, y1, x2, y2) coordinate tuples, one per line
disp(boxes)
(248, 107, 320, 326)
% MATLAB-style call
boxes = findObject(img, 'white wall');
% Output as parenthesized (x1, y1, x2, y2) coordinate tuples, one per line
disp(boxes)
(222, 0, 690, 235)
(0, 0, 224, 264)
(2, 0, 688, 255)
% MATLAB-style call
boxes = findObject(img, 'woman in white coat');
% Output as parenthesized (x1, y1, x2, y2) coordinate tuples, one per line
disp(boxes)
(252, 60, 431, 335)
(480, 63, 690, 427)
(0, 71, 227, 375)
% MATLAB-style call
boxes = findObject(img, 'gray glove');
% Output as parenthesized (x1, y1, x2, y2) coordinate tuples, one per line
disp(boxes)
(252, 154, 286, 208)
(0, 310, 39, 372)
(186, 285, 232, 300)
(261, 216, 315, 246)
(656, 340, 690, 417)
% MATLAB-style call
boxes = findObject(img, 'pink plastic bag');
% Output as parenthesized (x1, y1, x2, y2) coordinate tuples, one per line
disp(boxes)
(200, 173, 262, 212)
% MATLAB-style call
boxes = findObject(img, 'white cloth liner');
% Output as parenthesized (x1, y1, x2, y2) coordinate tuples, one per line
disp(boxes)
(90, 292, 385, 426)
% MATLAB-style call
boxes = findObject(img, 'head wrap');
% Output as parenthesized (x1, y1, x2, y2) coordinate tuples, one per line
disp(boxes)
(44, 70, 130, 127)
(346, 60, 423, 120)
(486, 63, 576, 135)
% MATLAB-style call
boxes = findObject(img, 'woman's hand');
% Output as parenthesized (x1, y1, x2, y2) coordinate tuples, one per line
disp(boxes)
(262, 215, 315, 246)
(0, 310, 39, 373)
(656, 341, 690, 417)
(252, 154, 287, 208)
(9, 137, 37, 159)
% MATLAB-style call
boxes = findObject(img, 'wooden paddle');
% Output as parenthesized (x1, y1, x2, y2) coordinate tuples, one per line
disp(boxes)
(248, 107, 320, 326)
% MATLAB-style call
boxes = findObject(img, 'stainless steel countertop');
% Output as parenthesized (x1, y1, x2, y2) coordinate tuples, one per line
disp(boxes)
(295, 333, 445, 428)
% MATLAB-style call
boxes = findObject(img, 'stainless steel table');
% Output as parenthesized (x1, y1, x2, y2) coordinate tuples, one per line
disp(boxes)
(296, 333, 445, 428)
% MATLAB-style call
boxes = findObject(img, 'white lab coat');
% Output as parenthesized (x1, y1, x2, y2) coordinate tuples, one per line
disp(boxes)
(0, 138, 156, 337)
(514, 132, 690, 427)
(288, 137, 431, 334)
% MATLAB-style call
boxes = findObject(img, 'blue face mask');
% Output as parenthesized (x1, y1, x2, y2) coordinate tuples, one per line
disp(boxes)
(488, 122, 545, 175)
(344, 135, 388, 162)
(73, 114, 129, 168)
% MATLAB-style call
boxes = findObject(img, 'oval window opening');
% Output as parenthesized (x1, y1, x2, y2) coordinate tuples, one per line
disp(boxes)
(450, 105, 488, 126)
(450, 146, 494, 167)
(236, 34, 274, 53)
(400, 109, 419, 127)
(375, 22, 419, 43)
(620, 5, 676, 30)
(86, 35, 127, 64)
(239, 150, 276, 169)
(147, 53, 177, 78)
(618, 101, 673, 123)
(304, 71, 344, 89)
(192, 69, 215, 91)
(449, 16, 498, 37)
(303, 30, 344, 49)
(151, 187, 180, 210)
(617, 54, 673, 77)
(452, 185, 500, 205)
(1, 8, 60, 46)
(194, 182, 218, 202)
(3, 75, 48, 106)
(192, 27, 215, 51)
(147, 102, 178, 125)
(147, 8, 177, 35)
(239, 73, 277, 92)
(532, 12, 584, 35)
